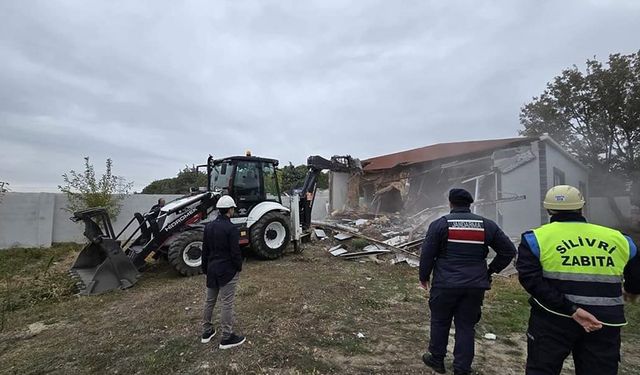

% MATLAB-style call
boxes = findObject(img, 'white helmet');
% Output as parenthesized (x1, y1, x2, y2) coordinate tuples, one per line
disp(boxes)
(216, 195, 237, 209)
(543, 185, 585, 210)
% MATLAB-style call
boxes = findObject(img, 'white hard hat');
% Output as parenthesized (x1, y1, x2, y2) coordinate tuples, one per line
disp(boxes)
(216, 195, 237, 209)
(543, 185, 585, 210)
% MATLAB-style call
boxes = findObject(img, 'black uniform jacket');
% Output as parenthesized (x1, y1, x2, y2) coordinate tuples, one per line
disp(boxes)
(201, 215, 242, 288)
(419, 207, 517, 289)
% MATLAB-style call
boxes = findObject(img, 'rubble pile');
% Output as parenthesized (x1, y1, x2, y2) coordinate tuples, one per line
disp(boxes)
(312, 207, 518, 277)
(311, 206, 450, 267)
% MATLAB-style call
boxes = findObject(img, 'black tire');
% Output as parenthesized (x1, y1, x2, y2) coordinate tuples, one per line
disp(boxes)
(168, 230, 204, 276)
(250, 211, 291, 260)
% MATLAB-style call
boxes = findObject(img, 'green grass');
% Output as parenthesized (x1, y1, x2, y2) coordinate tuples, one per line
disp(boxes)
(481, 278, 531, 335)
(0, 243, 79, 277)
(2, 243, 640, 374)
(0, 243, 80, 331)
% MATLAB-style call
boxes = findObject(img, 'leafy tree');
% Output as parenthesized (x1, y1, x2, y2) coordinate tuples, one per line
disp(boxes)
(142, 166, 207, 194)
(520, 51, 640, 194)
(58, 157, 133, 218)
(279, 163, 329, 193)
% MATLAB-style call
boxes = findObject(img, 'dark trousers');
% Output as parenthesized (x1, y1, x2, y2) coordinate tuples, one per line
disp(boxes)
(428, 288, 485, 373)
(526, 308, 620, 375)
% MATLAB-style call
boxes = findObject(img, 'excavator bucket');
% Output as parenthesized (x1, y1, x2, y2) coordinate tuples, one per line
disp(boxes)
(69, 208, 140, 295)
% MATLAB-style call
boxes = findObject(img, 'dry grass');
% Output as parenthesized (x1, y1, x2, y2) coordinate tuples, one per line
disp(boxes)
(0, 242, 639, 374)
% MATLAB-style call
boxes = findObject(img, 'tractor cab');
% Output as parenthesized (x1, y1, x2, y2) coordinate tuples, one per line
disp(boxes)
(207, 154, 292, 259)
(208, 154, 282, 218)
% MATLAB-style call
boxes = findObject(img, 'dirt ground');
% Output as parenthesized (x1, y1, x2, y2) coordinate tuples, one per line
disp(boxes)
(1, 242, 639, 375)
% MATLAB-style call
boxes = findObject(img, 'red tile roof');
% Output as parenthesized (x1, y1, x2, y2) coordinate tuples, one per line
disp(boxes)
(363, 137, 536, 171)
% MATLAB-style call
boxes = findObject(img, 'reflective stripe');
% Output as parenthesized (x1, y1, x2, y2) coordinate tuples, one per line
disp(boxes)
(543, 271, 622, 283)
(564, 294, 624, 306)
(524, 232, 540, 258)
(626, 235, 638, 259)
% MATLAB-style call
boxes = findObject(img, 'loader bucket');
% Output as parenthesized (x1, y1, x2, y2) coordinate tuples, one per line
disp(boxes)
(70, 208, 140, 295)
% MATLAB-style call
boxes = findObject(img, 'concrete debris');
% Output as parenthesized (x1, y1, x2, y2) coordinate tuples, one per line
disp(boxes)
(314, 229, 327, 239)
(391, 254, 420, 267)
(329, 247, 348, 256)
(334, 233, 354, 241)
(483, 333, 497, 340)
(383, 235, 409, 247)
(27, 322, 48, 336)
(363, 244, 386, 252)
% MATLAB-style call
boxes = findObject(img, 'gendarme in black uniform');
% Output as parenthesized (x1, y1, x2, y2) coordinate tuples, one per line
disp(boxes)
(420, 189, 516, 375)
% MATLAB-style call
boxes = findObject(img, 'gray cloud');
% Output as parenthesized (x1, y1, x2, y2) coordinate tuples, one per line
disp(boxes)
(1, 0, 639, 191)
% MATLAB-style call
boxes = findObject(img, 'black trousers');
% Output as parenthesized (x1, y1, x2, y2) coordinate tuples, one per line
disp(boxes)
(428, 287, 485, 373)
(526, 308, 621, 375)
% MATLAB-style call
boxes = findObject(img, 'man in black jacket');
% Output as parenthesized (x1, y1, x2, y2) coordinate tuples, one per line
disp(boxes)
(419, 188, 516, 375)
(200, 195, 246, 349)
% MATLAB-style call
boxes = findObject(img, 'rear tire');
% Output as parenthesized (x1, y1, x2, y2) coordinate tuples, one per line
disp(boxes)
(250, 212, 290, 260)
(168, 230, 204, 276)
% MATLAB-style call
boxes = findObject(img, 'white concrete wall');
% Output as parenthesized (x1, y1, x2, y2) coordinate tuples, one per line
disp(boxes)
(498, 154, 542, 238)
(0, 193, 181, 249)
(0, 193, 56, 248)
(544, 143, 589, 198)
(276, 189, 329, 221)
(497, 140, 590, 237)
(0, 191, 329, 249)
(329, 172, 350, 213)
(544, 142, 590, 219)
(311, 189, 330, 221)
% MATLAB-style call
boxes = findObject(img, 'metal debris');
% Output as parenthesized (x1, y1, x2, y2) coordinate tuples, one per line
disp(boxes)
(314, 229, 327, 239)
(329, 246, 348, 256)
(334, 233, 354, 241)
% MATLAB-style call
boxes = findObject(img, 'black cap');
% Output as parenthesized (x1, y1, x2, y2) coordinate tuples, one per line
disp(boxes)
(449, 188, 474, 206)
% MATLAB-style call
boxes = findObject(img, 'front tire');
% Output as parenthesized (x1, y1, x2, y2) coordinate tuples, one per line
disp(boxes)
(168, 230, 204, 276)
(250, 212, 291, 260)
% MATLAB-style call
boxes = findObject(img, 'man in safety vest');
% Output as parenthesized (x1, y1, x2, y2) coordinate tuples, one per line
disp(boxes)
(517, 185, 640, 375)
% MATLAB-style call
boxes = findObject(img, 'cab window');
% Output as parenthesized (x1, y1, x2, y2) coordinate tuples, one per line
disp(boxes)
(234, 161, 264, 202)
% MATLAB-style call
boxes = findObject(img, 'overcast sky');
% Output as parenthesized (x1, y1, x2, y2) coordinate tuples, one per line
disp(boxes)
(1, 1, 639, 192)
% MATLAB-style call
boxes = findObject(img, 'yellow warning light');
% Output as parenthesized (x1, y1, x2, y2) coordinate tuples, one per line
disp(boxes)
(246, 150, 252, 157)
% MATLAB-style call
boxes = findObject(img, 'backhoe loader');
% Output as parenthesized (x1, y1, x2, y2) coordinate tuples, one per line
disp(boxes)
(69, 153, 361, 295)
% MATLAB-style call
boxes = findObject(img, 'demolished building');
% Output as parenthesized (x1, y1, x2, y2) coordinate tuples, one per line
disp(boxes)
(329, 135, 589, 238)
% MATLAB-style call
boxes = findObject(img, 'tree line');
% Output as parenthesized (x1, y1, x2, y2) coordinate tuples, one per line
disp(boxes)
(141, 163, 328, 195)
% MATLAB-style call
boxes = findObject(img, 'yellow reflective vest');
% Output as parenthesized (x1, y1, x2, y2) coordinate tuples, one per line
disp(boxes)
(528, 221, 632, 326)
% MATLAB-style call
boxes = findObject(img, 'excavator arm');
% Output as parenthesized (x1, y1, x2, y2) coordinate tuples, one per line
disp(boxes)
(298, 155, 362, 229)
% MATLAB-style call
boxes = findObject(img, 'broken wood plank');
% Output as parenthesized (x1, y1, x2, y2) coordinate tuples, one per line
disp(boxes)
(339, 248, 392, 259)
